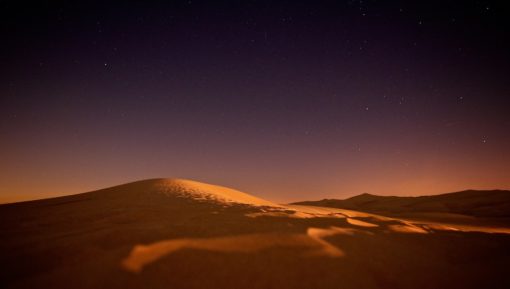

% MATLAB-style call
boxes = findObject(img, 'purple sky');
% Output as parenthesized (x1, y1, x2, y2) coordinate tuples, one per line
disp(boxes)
(1, 1, 509, 203)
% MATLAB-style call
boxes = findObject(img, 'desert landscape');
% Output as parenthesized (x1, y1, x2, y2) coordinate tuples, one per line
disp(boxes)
(1, 178, 510, 289)
(2, 1, 509, 289)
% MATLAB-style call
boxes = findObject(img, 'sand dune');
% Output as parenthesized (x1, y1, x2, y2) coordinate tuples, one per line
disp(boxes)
(1, 178, 510, 289)
(155, 179, 280, 207)
(294, 190, 510, 219)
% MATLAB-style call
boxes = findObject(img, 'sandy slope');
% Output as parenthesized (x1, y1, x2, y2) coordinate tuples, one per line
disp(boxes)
(1, 178, 510, 289)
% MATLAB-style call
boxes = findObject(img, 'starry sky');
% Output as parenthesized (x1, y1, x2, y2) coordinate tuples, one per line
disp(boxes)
(1, 0, 509, 203)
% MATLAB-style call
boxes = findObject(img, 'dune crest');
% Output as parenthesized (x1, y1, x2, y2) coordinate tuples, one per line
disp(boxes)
(155, 179, 281, 207)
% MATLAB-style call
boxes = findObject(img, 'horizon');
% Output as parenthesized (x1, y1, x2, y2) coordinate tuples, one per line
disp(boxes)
(1, 176, 509, 205)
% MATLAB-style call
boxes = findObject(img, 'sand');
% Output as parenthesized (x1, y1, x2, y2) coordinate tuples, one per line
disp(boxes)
(1, 178, 510, 289)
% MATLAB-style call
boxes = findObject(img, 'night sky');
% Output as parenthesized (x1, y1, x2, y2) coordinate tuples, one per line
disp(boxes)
(1, 0, 509, 203)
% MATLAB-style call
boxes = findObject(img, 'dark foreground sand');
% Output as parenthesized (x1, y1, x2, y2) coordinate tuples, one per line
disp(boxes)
(1, 179, 509, 289)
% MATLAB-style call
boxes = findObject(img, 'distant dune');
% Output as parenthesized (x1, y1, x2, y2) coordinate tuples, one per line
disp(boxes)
(1, 179, 510, 289)
(293, 190, 510, 224)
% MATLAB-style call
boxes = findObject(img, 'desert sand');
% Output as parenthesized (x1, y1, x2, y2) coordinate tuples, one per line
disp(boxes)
(1, 178, 510, 289)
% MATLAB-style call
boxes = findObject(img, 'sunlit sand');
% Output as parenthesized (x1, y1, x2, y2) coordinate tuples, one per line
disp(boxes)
(387, 223, 429, 234)
(346, 218, 379, 227)
(122, 226, 357, 273)
(156, 179, 281, 207)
